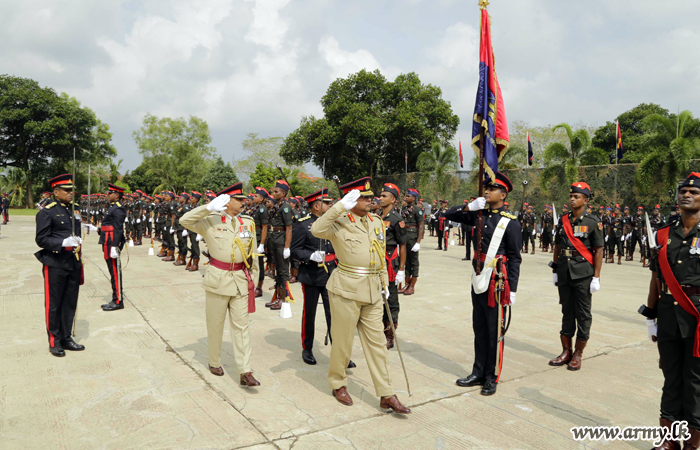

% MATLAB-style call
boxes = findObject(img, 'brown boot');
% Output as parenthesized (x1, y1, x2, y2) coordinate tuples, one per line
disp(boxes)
(269, 287, 284, 310)
(397, 278, 407, 294)
(626, 252, 633, 261)
(684, 427, 700, 450)
(384, 320, 395, 350)
(265, 288, 278, 307)
(289, 268, 298, 284)
(240, 372, 260, 387)
(188, 258, 199, 272)
(186, 257, 192, 270)
(174, 254, 187, 266)
(549, 245, 554, 253)
(255, 287, 263, 298)
(548, 335, 572, 366)
(403, 277, 416, 295)
(654, 418, 681, 450)
(567, 339, 587, 371)
(163, 250, 175, 262)
(618, 255, 622, 265)
(157, 246, 167, 257)
(523, 245, 528, 253)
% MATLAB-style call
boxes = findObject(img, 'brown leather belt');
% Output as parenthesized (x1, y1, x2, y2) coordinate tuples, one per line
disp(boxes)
(271, 226, 285, 232)
(405, 225, 418, 229)
(662, 284, 700, 296)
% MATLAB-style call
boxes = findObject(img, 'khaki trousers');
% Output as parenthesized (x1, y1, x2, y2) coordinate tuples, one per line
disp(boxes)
(328, 293, 394, 398)
(205, 291, 251, 374)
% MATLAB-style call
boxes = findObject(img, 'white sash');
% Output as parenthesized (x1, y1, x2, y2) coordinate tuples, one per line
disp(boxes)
(471, 216, 511, 294)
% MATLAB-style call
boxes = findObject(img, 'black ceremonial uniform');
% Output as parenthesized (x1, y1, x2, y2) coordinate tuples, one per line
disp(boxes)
(445, 204, 522, 388)
(251, 202, 269, 284)
(291, 214, 336, 353)
(381, 208, 407, 329)
(401, 203, 423, 280)
(98, 200, 126, 308)
(269, 199, 294, 289)
(35, 199, 83, 353)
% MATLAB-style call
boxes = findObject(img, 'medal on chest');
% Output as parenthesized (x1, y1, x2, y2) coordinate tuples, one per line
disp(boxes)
(690, 238, 700, 255)
(375, 227, 384, 241)
(573, 225, 589, 238)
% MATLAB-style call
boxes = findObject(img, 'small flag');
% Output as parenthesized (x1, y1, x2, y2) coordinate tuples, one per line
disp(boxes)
(527, 132, 533, 166)
(616, 121, 623, 161)
(459, 140, 464, 168)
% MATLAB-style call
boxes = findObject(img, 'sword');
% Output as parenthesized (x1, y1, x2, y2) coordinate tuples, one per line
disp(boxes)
(645, 212, 658, 251)
(332, 175, 343, 198)
(379, 278, 412, 396)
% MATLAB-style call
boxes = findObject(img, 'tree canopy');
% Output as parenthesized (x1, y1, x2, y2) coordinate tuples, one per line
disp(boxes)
(280, 69, 459, 182)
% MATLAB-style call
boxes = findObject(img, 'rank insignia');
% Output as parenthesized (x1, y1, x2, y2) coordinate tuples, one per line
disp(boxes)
(260, 208, 264, 213)
(284, 207, 289, 213)
(399, 221, 405, 228)
(383, 220, 391, 228)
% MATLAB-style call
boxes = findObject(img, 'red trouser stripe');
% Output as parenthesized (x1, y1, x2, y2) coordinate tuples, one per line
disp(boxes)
(112, 258, 120, 304)
(44, 265, 55, 347)
(301, 284, 307, 349)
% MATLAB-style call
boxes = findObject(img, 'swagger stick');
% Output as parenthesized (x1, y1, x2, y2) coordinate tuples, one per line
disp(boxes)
(379, 278, 412, 396)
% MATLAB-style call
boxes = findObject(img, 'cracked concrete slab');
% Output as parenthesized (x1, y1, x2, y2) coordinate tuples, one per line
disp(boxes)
(1, 216, 663, 449)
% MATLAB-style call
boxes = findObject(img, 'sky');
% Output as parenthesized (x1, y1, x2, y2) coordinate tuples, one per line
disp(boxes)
(2, 0, 699, 173)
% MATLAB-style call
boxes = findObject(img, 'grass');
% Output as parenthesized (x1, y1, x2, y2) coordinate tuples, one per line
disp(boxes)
(7, 209, 39, 216)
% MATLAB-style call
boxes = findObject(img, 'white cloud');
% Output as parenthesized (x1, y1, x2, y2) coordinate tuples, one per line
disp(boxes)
(318, 36, 383, 80)
(244, 0, 291, 51)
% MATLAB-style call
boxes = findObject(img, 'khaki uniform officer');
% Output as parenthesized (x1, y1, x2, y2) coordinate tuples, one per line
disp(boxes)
(180, 182, 261, 387)
(311, 176, 411, 414)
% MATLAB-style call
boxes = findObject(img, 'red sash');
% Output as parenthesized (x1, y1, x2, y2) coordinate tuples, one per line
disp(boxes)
(385, 246, 399, 282)
(209, 257, 256, 313)
(657, 227, 700, 357)
(101, 225, 114, 259)
(562, 215, 594, 265)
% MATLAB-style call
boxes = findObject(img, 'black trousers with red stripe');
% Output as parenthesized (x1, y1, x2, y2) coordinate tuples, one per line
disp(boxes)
(301, 284, 331, 351)
(105, 256, 124, 304)
(471, 289, 501, 384)
(42, 265, 80, 348)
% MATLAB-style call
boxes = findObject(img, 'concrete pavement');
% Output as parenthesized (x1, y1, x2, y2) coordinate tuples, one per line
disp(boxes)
(0, 216, 663, 449)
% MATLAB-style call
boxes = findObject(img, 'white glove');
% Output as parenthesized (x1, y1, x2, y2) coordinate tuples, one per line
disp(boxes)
(590, 277, 601, 294)
(642, 236, 647, 244)
(131, 218, 135, 224)
(62, 236, 82, 247)
(411, 242, 420, 252)
(340, 189, 361, 210)
(553, 273, 558, 286)
(182, 230, 188, 237)
(646, 318, 658, 342)
(532, 230, 536, 235)
(395, 270, 405, 284)
(136, 219, 141, 224)
(110, 247, 118, 259)
(621, 235, 625, 242)
(310, 251, 324, 263)
(196, 234, 203, 242)
(605, 235, 609, 242)
(552, 230, 556, 236)
(170, 227, 175, 234)
(257, 244, 265, 253)
(468, 197, 486, 211)
(510, 292, 516, 304)
(283, 248, 291, 259)
(207, 194, 230, 212)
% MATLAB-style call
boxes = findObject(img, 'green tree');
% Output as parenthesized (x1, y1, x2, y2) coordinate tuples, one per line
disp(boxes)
(122, 162, 162, 196)
(280, 69, 459, 181)
(0, 167, 27, 207)
(133, 114, 216, 193)
(200, 156, 240, 194)
(233, 134, 288, 180)
(417, 141, 458, 202)
(637, 110, 700, 192)
(469, 144, 526, 171)
(592, 103, 671, 163)
(0, 75, 116, 205)
(542, 123, 607, 188)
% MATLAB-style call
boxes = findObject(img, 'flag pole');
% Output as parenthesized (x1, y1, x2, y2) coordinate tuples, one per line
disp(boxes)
(474, 0, 488, 275)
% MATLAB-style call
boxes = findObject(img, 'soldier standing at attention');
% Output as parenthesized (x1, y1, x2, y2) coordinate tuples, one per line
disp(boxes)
(541, 205, 554, 253)
(99, 184, 127, 311)
(643, 173, 700, 449)
(180, 184, 260, 386)
(173, 193, 190, 266)
(435, 201, 448, 250)
(186, 192, 202, 271)
(444, 173, 521, 396)
(133, 190, 146, 245)
(611, 205, 625, 265)
(524, 205, 537, 255)
(379, 183, 407, 349)
(162, 192, 177, 262)
(251, 187, 269, 297)
(548, 182, 603, 371)
(35, 174, 84, 357)
(265, 181, 293, 310)
(462, 197, 476, 261)
(630, 206, 645, 264)
(400, 188, 423, 296)
(2, 192, 10, 224)
(310, 177, 411, 414)
(124, 194, 133, 243)
(623, 206, 634, 261)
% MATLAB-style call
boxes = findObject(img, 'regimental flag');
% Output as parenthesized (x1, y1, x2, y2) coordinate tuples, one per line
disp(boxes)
(616, 121, 623, 161)
(459, 140, 464, 168)
(527, 132, 533, 166)
(471, 5, 509, 182)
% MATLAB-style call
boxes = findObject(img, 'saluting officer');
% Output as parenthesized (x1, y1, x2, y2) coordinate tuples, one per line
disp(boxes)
(98, 183, 127, 311)
(251, 187, 270, 297)
(548, 182, 603, 371)
(400, 188, 424, 295)
(379, 183, 407, 350)
(266, 180, 294, 310)
(644, 172, 700, 449)
(310, 177, 411, 414)
(444, 172, 521, 396)
(35, 174, 84, 357)
(180, 183, 260, 386)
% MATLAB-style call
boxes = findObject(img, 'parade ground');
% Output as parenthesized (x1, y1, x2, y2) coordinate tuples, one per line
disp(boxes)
(0, 216, 662, 450)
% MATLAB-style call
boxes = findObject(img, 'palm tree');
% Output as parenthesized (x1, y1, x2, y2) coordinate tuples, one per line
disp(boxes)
(542, 123, 607, 188)
(637, 110, 700, 191)
(0, 167, 28, 207)
(417, 141, 458, 202)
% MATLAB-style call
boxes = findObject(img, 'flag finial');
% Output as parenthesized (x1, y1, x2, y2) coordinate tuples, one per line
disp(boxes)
(479, 0, 489, 9)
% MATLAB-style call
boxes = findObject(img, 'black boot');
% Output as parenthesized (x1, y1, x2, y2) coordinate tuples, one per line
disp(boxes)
(102, 301, 125, 311)
(50, 344, 66, 357)
(61, 337, 85, 351)
(302, 348, 317, 365)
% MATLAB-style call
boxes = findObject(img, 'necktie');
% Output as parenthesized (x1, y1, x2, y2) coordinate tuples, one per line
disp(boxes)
(361, 216, 369, 233)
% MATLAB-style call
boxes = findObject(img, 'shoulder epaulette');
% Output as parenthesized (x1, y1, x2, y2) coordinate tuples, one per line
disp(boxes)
(116, 202, 122, 207)
(370, 212, 382, 221)
(240, 214, 253, 221)
(500, 211, 516, 220)
(298, 215, 312, 222)
(45, 202, 56, 209)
